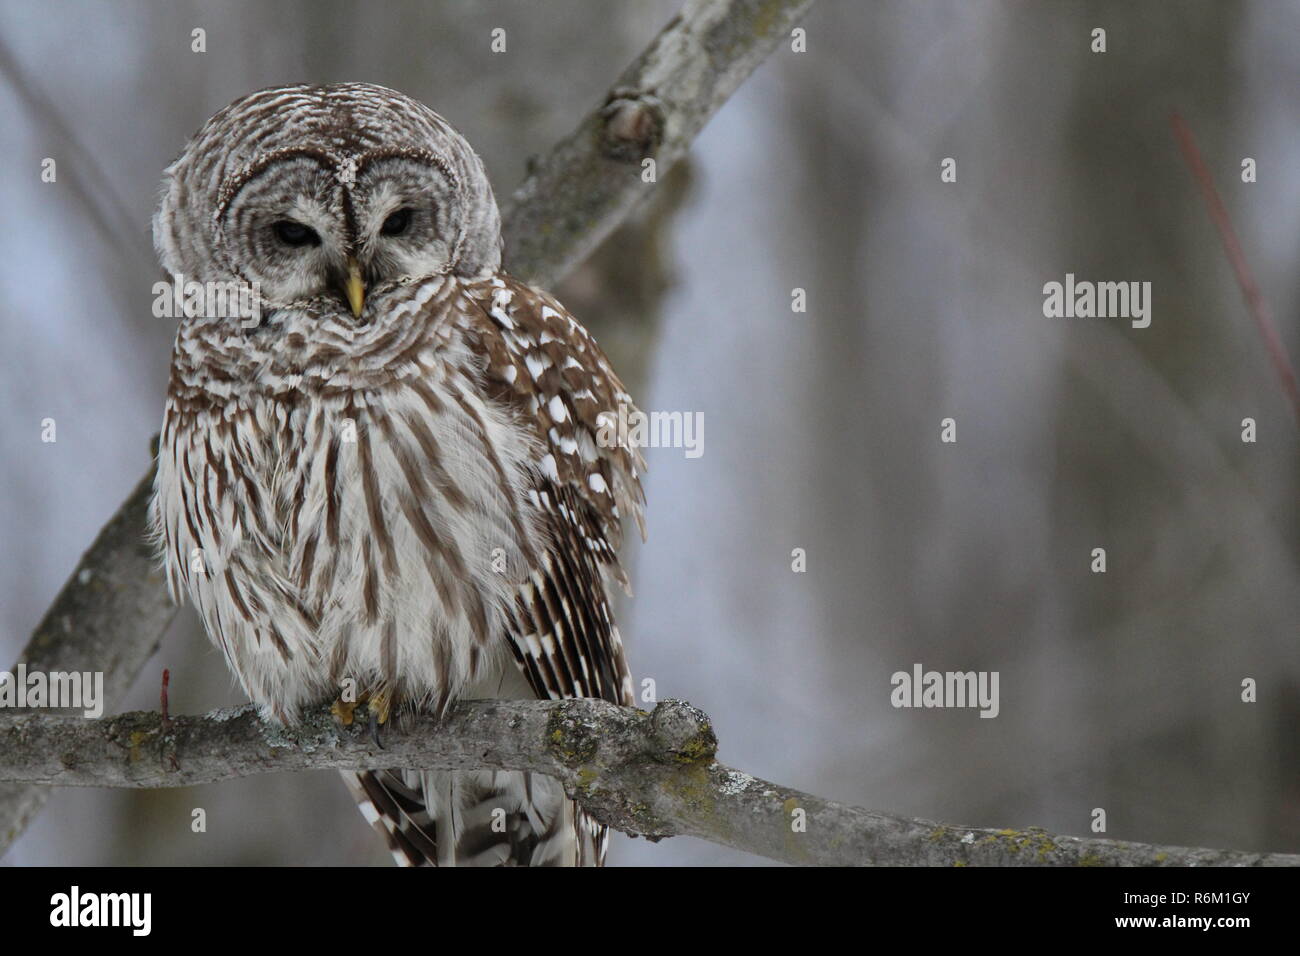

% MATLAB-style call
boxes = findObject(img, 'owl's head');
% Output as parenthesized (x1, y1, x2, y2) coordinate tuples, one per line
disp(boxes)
(154, 83, 502, 321)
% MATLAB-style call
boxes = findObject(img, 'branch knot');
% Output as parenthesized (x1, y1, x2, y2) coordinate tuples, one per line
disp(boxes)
(648, 699, 717, 764)
(600, 92, 665, 163)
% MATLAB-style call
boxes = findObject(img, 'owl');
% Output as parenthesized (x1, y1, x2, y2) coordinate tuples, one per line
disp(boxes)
(149, 83, 645, 866)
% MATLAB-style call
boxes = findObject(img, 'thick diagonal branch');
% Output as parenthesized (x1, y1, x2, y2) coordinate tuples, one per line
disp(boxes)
(1, 698, 1293, 867)
(503, 0, 818, 287)
(0, 466, 174, 854)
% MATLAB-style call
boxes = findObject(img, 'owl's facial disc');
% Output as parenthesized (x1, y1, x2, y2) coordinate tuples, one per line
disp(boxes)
(219, 151, 464, 322)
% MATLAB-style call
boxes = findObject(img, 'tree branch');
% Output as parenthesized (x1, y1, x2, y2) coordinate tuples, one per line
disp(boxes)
(1, 0, 817, 858)
(503, 0, 817, 288)
(1, 698, 1293, 867)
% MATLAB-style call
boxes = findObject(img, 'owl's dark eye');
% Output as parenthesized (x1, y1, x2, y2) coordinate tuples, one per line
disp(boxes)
(272, 220, 320, 247)
(380, 208, 413, 237)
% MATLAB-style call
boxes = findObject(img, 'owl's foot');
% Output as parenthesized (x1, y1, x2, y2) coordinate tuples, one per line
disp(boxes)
(331, 688, 390, 745)
(331, 696, 360, 726)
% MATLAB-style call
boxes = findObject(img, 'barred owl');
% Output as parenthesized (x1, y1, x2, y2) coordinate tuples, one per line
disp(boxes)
(149, 83, 645, 866)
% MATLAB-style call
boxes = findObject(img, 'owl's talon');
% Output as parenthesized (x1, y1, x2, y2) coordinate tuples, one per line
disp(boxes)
(366, 688, 391, 749)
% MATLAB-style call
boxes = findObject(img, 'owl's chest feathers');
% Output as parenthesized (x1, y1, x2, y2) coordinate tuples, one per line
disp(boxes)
(156, 318, 546, 720)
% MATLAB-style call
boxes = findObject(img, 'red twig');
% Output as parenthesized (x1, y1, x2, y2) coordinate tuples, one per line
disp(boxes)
(159, 669, 178, 769)
(1170, 111, 1300, 426)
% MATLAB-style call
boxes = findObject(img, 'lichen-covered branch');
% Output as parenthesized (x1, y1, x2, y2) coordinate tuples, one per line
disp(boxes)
(0, 0, 818, 858)
(0, 698, 1293, 867)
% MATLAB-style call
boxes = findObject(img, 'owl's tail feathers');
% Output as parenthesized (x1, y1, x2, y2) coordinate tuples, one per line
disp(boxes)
(344, 769, 440, 866)
(343, 768, 607, 866)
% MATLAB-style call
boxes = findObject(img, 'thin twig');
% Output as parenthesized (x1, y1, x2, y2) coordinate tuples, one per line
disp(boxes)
(0, 34, 154, 267)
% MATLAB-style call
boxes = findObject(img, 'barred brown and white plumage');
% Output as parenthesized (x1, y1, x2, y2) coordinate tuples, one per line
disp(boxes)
(149, 83, 645, 866)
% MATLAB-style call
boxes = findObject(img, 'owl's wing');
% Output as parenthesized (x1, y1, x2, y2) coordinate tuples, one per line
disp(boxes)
(349, 274, 646, 866)
(460, 273, 646, 708)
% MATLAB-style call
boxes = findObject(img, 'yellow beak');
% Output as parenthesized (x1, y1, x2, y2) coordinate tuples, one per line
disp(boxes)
(344, 257, 365, 318)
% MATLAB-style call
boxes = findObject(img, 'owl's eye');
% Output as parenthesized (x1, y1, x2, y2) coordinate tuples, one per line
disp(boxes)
(272, 220, 321, 247)
(380, 208, 413, 237)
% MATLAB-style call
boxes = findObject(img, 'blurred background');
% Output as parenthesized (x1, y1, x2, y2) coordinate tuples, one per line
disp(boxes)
(1, 0, 1296, 865)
